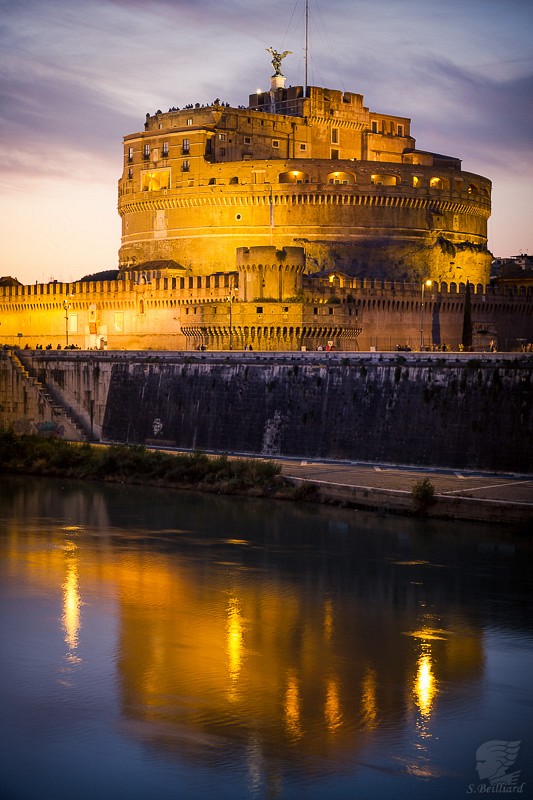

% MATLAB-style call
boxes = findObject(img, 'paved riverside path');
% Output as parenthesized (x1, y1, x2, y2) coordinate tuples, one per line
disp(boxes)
(278, 459, 533, 522)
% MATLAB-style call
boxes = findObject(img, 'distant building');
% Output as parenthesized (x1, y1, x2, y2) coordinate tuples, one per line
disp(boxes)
(491, 255, 533, 290)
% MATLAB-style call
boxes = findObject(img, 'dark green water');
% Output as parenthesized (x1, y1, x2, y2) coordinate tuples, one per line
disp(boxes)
(0, 476, 532, 800)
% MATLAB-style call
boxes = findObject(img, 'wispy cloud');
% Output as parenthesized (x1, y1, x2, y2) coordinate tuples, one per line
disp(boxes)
(1, 0, 532, 279)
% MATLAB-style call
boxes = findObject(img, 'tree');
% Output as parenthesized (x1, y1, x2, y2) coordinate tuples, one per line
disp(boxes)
(462, 280, 473, 351)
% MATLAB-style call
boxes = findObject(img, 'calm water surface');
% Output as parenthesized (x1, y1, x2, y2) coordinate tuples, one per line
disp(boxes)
(0, 476, 532, 800)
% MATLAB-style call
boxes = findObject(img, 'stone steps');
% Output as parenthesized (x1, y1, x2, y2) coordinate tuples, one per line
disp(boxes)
(8, 351, 89, 441)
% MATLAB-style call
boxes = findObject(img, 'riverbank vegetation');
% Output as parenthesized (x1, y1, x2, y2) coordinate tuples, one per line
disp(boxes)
(0, 429, 319, 501)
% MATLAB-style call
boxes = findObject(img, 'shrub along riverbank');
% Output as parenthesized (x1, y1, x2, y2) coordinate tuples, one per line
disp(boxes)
(0, 429, 318, 501)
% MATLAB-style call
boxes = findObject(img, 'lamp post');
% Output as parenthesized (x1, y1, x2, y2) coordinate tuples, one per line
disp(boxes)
(419, 279, 432, 351)
(63, 299, 71, 348)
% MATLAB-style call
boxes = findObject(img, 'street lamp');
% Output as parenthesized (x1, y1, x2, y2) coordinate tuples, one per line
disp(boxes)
(419, 279, 432, 351)
(63, 299, 71, 348)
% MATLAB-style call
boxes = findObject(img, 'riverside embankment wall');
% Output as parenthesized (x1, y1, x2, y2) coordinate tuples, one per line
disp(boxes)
(1, 351, 531, 473)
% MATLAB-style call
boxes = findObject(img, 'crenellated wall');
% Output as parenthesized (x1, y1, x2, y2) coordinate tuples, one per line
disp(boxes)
(2, 351, 531, 473)
(1, 268, 530, 352)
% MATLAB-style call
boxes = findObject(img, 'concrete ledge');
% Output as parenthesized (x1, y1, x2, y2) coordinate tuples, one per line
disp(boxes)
(287, 477, 533, 524)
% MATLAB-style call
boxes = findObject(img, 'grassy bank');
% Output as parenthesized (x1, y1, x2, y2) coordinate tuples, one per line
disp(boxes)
(0, 429, 318, 501)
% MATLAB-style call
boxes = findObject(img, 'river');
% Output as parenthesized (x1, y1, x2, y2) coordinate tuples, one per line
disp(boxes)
(0, 476, 531, 799)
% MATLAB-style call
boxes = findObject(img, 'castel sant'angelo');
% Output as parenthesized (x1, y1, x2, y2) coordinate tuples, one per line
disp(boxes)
(1, 50, 531, 352)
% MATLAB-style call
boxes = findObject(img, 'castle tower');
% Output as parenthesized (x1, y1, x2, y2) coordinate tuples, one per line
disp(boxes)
(236, 246, 305, 301)
(118, 69, 491, 286)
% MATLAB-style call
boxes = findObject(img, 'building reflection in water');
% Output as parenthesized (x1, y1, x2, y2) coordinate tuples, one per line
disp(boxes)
(1, 485, 488, 788)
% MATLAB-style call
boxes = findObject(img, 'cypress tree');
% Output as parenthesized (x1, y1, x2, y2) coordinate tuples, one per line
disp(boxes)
(462, 280, 473, 350)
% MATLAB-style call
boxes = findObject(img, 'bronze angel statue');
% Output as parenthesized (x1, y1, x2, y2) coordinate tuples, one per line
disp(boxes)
(266, 47, 292, 76)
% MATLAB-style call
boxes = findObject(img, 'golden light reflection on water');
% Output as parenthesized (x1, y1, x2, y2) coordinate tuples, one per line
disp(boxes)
(415, 649, 435, 718)
(323, 599, 333, 642)
(226, 596, 244, 700)
(62, 541, 81, 664)
(361, 667, 378, 730)
(284, 670, 302, 739)
(2, 507, 487, 776)
(325, 678, 343, 734)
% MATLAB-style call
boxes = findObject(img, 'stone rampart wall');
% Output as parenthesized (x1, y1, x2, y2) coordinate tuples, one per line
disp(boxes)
(2, 351, 531, 473)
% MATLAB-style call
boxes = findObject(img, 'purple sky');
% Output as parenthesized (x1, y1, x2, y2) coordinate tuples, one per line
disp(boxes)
(1, 0, 532, 284)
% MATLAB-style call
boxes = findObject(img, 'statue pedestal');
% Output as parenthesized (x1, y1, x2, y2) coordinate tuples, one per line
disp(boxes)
(270, 75, 286, 91)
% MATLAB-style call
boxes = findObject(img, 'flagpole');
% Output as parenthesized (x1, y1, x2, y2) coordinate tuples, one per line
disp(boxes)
(304, 0, 309, 95)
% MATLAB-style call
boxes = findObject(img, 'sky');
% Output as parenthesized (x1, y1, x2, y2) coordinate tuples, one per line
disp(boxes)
(1, 0, 532, 285)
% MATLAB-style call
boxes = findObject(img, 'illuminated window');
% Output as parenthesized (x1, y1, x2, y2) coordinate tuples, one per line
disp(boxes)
(141, 169, 170, 191)
(186, 118, 193, 126)
(371, 173, 398, 186)
(331, 128, 339, 144)
(218, 133, 226, 141)
(413, 176, 420, 187)
(127, 146, 133, 163)
(272, 140, 280, 148)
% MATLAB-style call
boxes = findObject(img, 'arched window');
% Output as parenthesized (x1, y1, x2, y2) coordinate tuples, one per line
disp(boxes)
(327, 170, 355, 185)
(370, 173, 398, 186)
(279, 170, 309, 184)
(430, 177, 450, 190)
